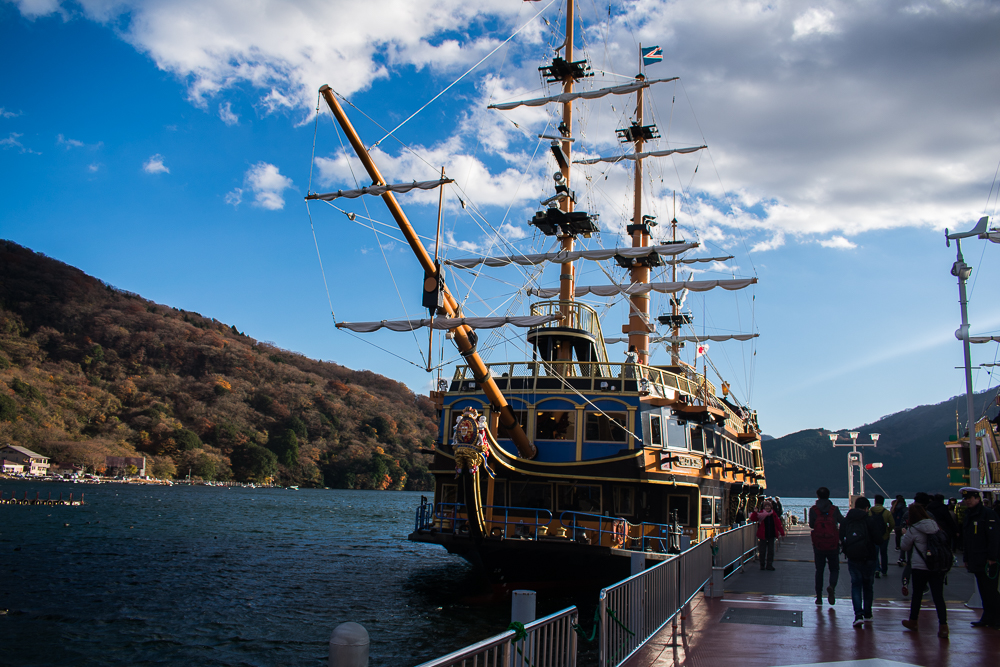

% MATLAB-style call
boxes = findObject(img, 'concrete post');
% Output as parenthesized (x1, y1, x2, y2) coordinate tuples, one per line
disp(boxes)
(329, 622, 369, 667)
(707, 567, 725, 598)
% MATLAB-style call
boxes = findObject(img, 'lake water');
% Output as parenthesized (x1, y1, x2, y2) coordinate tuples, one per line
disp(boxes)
(0, 481, 588, 667)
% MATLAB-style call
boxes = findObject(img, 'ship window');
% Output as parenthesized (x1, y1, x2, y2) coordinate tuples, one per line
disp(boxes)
(665, 418, 688, 450)
(498, 410, 528, 439)
(648, 414, 662, 446)
(510, 482, 553, 511)
(585, 411, 627, 442)
(715, 497, 725, 525)
(613, 487, 634, 516)
(441, 483, 458, 505)
(700, 496, 715, 525)
(535, 410, 576, 441)
(667, 495, 690, 526)
(690, 428, 704, 452)
(557, 484, 602, 514)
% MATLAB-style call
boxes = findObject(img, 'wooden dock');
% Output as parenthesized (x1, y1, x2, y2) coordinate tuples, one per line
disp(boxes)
(0, 490, 84, 506)
(623, 527, 999, 667)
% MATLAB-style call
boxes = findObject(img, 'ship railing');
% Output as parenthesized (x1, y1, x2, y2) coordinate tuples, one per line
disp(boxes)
(421, 502, 553, 539)
(598, 538, 714, 667)
(713, 523, 757, 576)
(414, 605, 579, 667)
(558, 511, 674, 552)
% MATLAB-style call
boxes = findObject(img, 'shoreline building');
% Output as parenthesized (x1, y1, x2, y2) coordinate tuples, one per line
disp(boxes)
(0, 445, 50, 476)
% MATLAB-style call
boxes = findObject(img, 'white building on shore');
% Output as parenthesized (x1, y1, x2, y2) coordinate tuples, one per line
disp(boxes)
(0, 445, 50, 476)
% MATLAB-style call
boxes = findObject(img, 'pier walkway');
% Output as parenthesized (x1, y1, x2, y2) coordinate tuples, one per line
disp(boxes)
(622, 527, 1000, 667)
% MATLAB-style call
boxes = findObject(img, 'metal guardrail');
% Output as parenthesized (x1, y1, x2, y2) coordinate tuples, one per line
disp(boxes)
(714, 523, 757, 574)
(597, 538, 715, 667)
(414, 606, 579, 667)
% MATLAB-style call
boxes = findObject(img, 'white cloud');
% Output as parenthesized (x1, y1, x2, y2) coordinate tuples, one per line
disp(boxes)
(88, 163, 100, 172)
(1, 132, 40, 154)
(57, 134, 84, 148)
(751, 232, 786, 253)
(792, 8, 837, 39)
(819, 235, 857, 249)
(225, 187, 243, 206)
(219, 102, 239, 125)
(10, 0, 61, 18)
(244, 162, 293, 210)
(143, 154, 169, 174)
(0, 108, 21, 119)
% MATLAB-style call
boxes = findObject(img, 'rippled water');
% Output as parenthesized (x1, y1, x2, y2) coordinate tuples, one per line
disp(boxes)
(0, 482, 582, 667)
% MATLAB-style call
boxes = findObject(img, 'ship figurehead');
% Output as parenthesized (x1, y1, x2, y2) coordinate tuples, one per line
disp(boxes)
(452, 408, 494, 478)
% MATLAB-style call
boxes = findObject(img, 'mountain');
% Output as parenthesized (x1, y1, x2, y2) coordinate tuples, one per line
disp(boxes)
(762, 388, 1000, 498)
(0, 240, 437, 489)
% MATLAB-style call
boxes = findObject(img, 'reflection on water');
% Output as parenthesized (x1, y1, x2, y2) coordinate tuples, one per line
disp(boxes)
(0, 482, 589, 667)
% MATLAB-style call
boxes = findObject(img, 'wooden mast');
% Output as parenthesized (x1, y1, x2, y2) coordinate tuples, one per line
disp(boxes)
(318, 85, 537, 460)
(670, 193, 680, 367)
(625, 80, 652, 364)
(556, 0, 576, 361)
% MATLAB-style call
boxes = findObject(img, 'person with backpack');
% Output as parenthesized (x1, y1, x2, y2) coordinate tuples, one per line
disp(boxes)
(961, 487, 1000, 628)
(869, 494, 895, 578)
(809, 486, 844, 605)
(750, 499, 785, 571)
(899, 502, 950, 637)
(890, 495, 907, 562)
(841, 496, 880, 627)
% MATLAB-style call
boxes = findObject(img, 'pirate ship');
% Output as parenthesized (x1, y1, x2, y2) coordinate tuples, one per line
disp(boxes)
(307, 0, 766, 587)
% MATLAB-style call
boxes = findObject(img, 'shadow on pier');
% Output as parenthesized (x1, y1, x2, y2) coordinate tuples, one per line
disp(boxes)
(623, 526, 1000, 667)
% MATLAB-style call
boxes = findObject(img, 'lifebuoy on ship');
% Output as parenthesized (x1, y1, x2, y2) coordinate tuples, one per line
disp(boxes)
(612, 519, 626, 548)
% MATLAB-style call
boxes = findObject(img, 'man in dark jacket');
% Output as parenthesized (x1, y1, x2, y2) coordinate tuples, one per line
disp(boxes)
(809, 486, 844, 605)
(841, 496, 880, 627)
(961, 487, 1000, 628)
(928, 493, 960, 548)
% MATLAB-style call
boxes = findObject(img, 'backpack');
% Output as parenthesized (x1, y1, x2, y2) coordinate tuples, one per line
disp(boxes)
(842, 517, 870, 560)
(869, 508, 889, 543)
(921, 529, 954, 573)
(811, 508, 840, 551)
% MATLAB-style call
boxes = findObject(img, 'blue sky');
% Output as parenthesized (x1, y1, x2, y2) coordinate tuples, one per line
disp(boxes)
(2, 0, 1000, 438)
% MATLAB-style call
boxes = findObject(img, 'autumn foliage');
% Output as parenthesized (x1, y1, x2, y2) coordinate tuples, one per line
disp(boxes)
(0, 241, 437, 488)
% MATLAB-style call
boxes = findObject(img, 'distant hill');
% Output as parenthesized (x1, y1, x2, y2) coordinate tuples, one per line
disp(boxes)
(762, 389, 1000, 498)
(0, 240, 437, 488)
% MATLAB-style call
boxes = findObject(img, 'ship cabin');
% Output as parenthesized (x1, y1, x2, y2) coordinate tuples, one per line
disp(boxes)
(426, 300, 765, 547)
(945, 414, 1000, 494)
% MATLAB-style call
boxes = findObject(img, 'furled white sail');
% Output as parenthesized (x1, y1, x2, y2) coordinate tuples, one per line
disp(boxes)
(306, 178, 453, 201)
(444, 243, 698, 269)
(605, 334, 759, 344)
(336, 314, 560, 333)
(487, 77, 679, 111)
(527, 278, 757, 298)
(574, 145, 707, 165)
(971, 335, 1000, 344)
(666, 255, 734, 265)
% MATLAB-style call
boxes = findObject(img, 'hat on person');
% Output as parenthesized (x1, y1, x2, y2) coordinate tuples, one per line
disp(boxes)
(961, 487, 982, 497)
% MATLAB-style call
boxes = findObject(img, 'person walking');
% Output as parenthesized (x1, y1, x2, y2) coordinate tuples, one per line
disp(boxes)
(899, 503, 949, 637)
(890, 495, 907, 562)
(961, 487, 1000, 628)
(870, 494, 895, 578)
(809, 486, 844, 605)
(750, 499, 785, 571)
(841, 496, 879, 627)
(928, 493, 959, 548)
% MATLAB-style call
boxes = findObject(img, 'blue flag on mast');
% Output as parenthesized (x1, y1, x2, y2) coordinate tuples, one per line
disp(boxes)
(641, 46, 663, 66)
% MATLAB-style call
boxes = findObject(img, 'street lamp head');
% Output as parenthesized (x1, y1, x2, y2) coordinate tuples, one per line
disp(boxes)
(849, 431, 860, 441)
(828, 433, 838, 444)
(870, 433, 880, 444)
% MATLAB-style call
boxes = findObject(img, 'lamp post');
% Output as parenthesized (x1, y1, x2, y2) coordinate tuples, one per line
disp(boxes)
(830, 431, 880, 506)
(945, 215, 995, 488)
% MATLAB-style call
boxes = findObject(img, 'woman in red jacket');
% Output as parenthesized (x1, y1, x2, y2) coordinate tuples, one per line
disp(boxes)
(750, 500, 786, 570)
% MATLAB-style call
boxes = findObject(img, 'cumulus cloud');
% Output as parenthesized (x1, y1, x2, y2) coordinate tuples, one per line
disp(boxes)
(225, 187, 243, 206)
(57, 134, 84, 148)
(0, 108, 21, 118)
(219, 102, 239, 125)
(143, 154, 169, 174)
(244, 162, 293, 210)
(88, 163, 100, 172)
(793, 8, 837, 39)
(819, 235, 857, 249)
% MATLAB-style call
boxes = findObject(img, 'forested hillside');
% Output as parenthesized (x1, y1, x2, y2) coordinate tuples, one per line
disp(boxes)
(0, 241, 437, 488)
(762, 387, 1000, 497)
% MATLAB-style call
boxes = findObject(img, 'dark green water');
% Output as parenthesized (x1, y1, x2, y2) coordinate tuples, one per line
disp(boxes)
(0, 482, 568, 667)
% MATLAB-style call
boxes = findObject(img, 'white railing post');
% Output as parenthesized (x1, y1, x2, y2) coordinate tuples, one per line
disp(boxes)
(329, 622, 369, 667)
